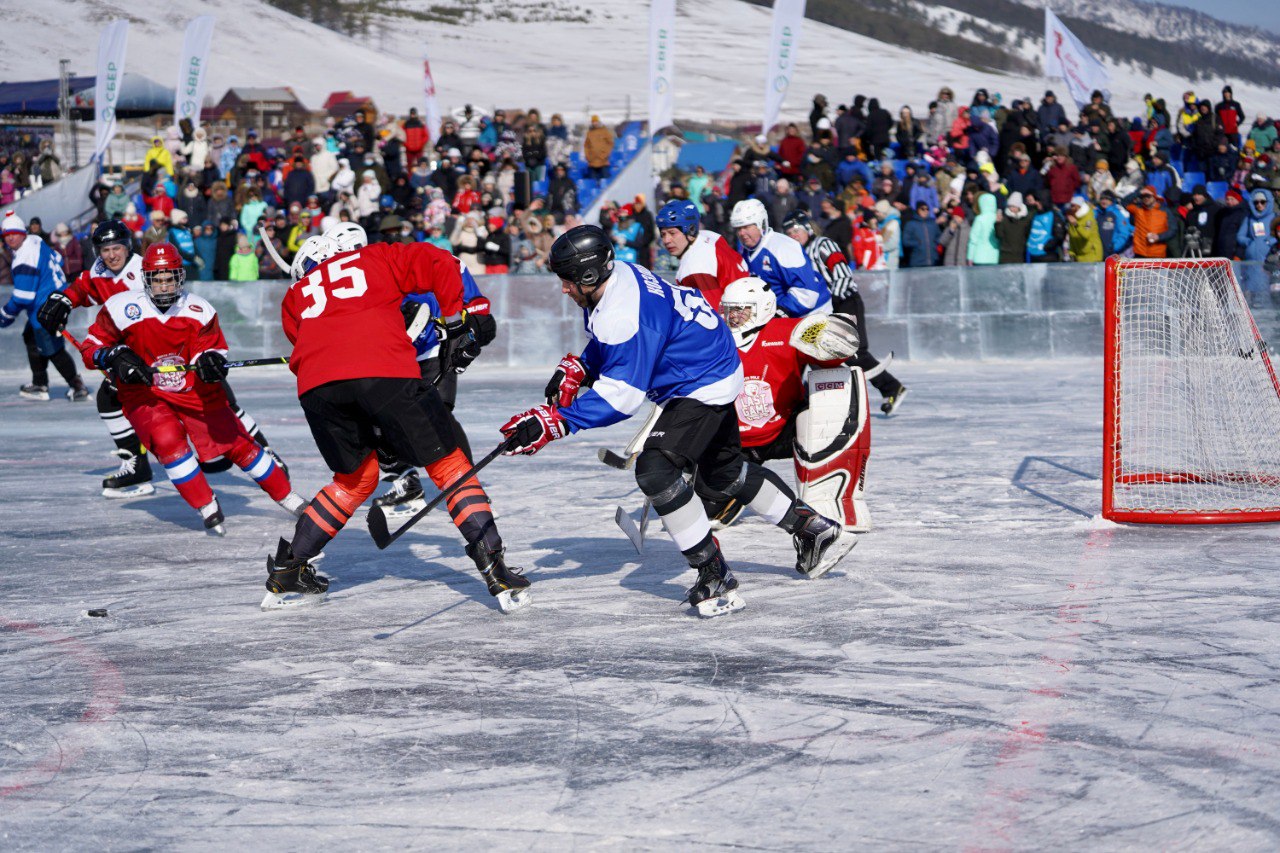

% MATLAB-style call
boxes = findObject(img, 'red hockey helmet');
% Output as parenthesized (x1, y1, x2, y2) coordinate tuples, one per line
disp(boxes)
(142, 241, 186, 310)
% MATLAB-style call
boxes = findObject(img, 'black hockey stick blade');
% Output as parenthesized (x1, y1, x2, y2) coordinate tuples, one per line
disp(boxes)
(597, 447, 636, 470)
(368, 437, 512, 549)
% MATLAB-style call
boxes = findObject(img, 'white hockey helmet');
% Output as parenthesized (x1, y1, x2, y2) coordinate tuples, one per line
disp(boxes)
(324, 220, 368, 252)
(729, 198, 769, 234)
(719, 276, 776, 348)
(291, 234, 340, 281)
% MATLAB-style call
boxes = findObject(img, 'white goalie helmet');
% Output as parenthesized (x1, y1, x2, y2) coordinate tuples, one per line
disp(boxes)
(719, 276, 776, 348)
(291, 234, 341, 281)
(729, 198, 770, 234)
(324, 220, 368, 252)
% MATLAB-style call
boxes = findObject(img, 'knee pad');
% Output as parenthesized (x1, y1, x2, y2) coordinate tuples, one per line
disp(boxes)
(634, 448, 691, 506)
(330, 451, 381, 514)
(795, 365, 871, 532)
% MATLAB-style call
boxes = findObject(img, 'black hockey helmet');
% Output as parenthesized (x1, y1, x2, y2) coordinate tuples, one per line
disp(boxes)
(549, 224, 614, 288)
(92, 220, 133, 256)
(781, 208, 815, 238)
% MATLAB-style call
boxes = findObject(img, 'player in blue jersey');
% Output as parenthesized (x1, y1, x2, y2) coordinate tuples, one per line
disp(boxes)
(0, 210, 89, 401)
(730, 198, 832, 317)
(500, 224, 856, 617)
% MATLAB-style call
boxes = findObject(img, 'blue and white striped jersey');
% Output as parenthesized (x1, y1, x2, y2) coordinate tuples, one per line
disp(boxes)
(4, 234, 68, 321)
(740, 229, 831, 317)
(560, 262, 743, 432)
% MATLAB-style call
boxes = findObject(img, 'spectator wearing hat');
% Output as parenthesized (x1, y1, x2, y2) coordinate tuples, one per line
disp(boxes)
(1237, 189, 1276, 301)
(229, 234, 259, 281)
(1046, 147, 1082, 208)
(1065, 198, 1103, 262)
(377, 214, 412, 246)
(1095, 191, 1134, 256)
(219, 134, 242, 177)
(1025, 190, 1067, 262)
(1189, 100, 1219, 171)
(1216, 87, 1245, 149)
(1125, 185, 1176, 259)
(144, 135, 175, 177)
(1212, 188, 1248, 258)
(241, 130, 271, 173)
(1004, 148, 1044, 198)
(809, 94, 829, 139)
(630, 194, 656, 266)
(583, 115, 615, 180)
(50, 222, 83, 278)
(778, 123, 807, 180)
(995, 191, 1032, 263)
(1089, 159, 1116, 201)
(939, 203, 971, 266)
(1144, 152, 1182, 198)
(1036, 91, 1067, 142)
(967, 193, 1000, 265)
(895, 106, 924, 160)
(901, 200, 940, 267)
(104, 182, 130, 220)
(1248, 114, 1277, 153)
(1181, 185, 1221, 256)
(141, 209, 170, 251)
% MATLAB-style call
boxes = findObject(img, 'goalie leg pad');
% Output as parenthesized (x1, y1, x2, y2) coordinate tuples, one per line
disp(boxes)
(795, 366, 871, 533)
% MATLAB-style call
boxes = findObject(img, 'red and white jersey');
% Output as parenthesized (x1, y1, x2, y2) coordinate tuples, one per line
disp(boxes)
(734, 317, 843, 447)
(80, 291, 229, 402)
(282, 241, 465, 396)
(66, 254, 145, 308)
(675, 230, 748, 311)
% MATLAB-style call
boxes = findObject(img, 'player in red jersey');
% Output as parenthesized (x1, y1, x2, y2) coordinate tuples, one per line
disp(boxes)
(265, 234, 528, 611)
(39, 220, 284, 497)
(656, 200, 747, 310)
(710, 276, 872, 533)
(77, 243, 306, 535)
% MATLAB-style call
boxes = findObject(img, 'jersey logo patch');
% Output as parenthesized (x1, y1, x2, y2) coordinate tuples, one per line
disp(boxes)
(126, 272, 136, 280)
(736, 378, 776, 428)
(124, 303, 142, 320)
(189, 304, 203, 313)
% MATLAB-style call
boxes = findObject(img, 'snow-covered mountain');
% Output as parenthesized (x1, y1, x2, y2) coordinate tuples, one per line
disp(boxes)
(2, 0, 1276, 130)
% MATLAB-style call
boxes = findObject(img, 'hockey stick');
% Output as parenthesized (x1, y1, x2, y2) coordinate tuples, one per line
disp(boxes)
(614, 499, 652, 554)
(258, 225, 291, 275)
(154, 356, 290, 373)
(367, 436, 513, 550)
(597, 402, 663, 470)
(864, 350, 893, 380)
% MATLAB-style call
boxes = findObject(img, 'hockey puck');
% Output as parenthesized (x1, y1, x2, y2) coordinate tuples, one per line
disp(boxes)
(86, 609, 109, 618)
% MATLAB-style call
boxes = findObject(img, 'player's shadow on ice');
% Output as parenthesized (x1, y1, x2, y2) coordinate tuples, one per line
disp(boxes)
(111, 487, 254, 533)
(332, 529, 508, 614)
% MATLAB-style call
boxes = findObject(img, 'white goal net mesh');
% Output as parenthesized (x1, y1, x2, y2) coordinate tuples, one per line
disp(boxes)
(1107, 259, 1280, 521)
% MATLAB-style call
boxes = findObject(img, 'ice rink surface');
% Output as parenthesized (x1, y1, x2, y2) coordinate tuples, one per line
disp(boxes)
(1, 360, 1278, 850)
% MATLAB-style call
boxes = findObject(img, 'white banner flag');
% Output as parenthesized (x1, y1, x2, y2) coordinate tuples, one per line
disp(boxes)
(174, 15, 216, 127)
(762, 0, 805, 134)
(648, 0, 675, 135)
(1044, 8, 1111, 111)
(93, 20, 129, 162)
(422, 52, 442, 142)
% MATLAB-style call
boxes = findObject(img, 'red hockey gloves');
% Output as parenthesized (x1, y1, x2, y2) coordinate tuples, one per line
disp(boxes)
(500, 405, 568, 456)
(194, 351, 229, 383)
(37, 292, 73, 333)
(543, 353, 588, 408)
(99, 345, 153, 385)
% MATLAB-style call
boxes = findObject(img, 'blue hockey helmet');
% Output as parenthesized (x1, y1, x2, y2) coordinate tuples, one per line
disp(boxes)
(656, 199, 700, 240)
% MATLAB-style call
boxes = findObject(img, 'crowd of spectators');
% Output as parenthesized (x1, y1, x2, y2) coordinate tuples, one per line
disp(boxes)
(2, 84, 1279, 300)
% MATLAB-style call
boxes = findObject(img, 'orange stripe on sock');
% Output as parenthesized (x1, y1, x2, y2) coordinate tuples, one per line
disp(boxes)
(316, 488, 352, 521)
(305, 505, 339, 537)
(449, 501, 493, 527)
(445, 482, 485, 511)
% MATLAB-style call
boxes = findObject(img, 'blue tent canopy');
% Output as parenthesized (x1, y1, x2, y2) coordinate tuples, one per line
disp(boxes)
(0, 77, 93, 114)
(0, 73, 174, 116)
(676, 140, 739, 173)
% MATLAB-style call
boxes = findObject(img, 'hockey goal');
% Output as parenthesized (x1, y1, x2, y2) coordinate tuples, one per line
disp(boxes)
(1103, 257, 1280, 523)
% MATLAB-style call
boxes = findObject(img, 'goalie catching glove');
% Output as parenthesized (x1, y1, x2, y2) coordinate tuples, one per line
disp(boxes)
(500, 405, 569, 456)
(37, 292, 73, 333)
(790, 312, 860, 361)
(96, 345, 153, 385)
(544, 353, 589, 407)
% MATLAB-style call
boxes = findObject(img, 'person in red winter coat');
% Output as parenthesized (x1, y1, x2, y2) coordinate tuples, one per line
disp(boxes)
(777, 123, 807, 180)
(1046, 146, 1083, 207)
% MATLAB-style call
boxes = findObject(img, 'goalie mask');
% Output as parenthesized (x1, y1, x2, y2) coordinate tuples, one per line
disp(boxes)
(719, 276, 776, 348)
(141, 241, 185, 311)
(291, 235, 340, 281)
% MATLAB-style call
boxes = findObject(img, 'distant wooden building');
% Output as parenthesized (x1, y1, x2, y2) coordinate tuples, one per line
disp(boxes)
(203, 87, 311, 139)
(324, 91, 378, 124)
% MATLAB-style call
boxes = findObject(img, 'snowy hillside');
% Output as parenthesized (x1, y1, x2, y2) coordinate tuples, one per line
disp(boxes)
(2, 0, 1276, 129)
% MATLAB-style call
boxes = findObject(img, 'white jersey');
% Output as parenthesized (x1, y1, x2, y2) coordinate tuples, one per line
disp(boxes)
(674, 230, 747, 310)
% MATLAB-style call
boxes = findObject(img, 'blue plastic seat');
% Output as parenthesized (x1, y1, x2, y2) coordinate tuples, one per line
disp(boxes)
(1182, 171, 1206, 189)
(1206, 181, 1229, 200)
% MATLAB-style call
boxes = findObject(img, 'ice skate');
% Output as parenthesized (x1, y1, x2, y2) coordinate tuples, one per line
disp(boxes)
(199, 498, 226, 537)
(19, 383, 49, 401)
(277, 492, 307, 518)
(467, 541, 531, 613)
(260, 538, 329, 611)
(102, 449, 156, 498)
(685, 550, 744, 618)
(372, 469, 426, 520)
(789, 503, 857, 579)
(880, 383, 908, 416)
(703, 495, 746, 532)
(66, 378, 90, 402)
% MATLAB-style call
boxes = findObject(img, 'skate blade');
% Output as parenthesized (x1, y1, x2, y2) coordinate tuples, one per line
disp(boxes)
(205, 523, 227, 538)
(380, 498, 426, 521)
(495, 588, 531, 614)
(102, 483, 157, 499)
(260, 590, 328, 611)
(19, 392, 50, 402)
(694, 590, 745, 618)
(881, 387, 908, 416)
(803, 534, 858, 579)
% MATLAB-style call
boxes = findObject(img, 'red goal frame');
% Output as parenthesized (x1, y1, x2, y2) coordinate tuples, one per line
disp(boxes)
(1102, 256, 1280, 524)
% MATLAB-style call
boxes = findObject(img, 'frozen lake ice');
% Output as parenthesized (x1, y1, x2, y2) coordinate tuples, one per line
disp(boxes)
(1, 360, 1278, 850)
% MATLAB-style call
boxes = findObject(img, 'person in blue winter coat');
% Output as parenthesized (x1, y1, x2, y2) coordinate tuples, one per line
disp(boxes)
(901, 201, 941, 267)
(0, 210, 88, 400)
(1237, 189, 1277, 302)
(1025, 190, 1067, 262)
(729, 198, 831, 316)
(1096, 192, 1134, 256)
(498, 224, 856, 617)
